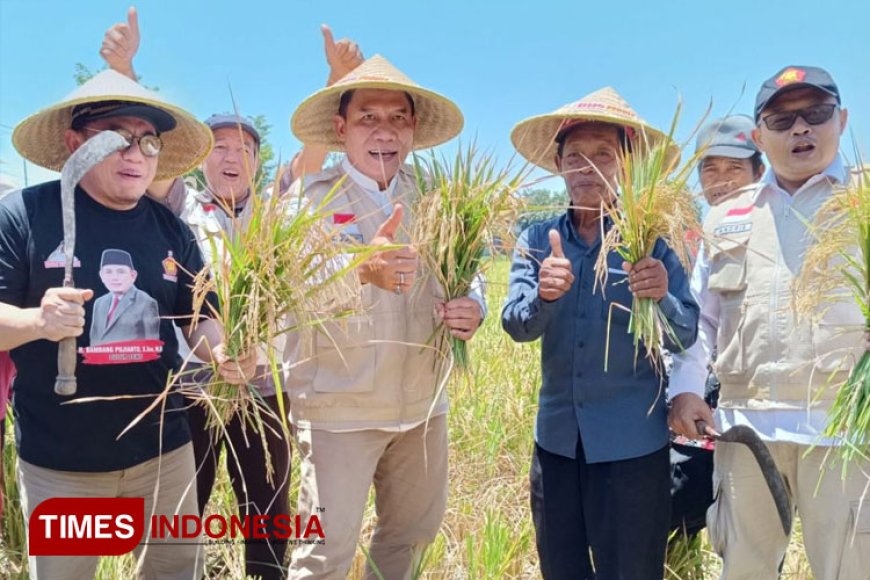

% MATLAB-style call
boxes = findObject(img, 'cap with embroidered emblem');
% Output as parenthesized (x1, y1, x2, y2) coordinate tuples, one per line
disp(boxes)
(754, 65, 840, 122)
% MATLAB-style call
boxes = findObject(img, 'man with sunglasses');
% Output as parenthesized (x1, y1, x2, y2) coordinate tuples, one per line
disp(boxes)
(669, 66, 869, 579)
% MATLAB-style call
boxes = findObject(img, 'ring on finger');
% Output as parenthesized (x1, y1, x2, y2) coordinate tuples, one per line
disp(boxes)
(395, 272, 404, 295)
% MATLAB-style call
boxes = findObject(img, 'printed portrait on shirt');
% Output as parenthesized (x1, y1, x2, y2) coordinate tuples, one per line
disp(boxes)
(86, 249, 162, 361)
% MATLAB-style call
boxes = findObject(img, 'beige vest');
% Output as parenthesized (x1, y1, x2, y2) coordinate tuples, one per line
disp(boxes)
(703, 179, 863, 409)
(283, 163, 448, 429)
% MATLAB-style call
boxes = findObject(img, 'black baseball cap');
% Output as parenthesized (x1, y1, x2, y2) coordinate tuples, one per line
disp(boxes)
(754, 66, 840, 122)
(204, 113, 261, 147)
(71, 100, 177, 132)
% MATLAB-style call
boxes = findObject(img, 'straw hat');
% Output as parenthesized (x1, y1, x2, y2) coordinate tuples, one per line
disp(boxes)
(13, 69, 213, 181)
(511, 87, 677, 173)
(291, 54, 463, 151)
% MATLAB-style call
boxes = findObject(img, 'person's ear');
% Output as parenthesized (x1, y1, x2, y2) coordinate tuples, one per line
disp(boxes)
(751, 127, 765, 154)
(64, 129, 84, 154)
(838, 107, 849, 136)
(333, 115, 347, 142)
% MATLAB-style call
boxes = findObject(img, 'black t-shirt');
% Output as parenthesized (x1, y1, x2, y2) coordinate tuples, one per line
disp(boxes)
(0, 181, 209, 472)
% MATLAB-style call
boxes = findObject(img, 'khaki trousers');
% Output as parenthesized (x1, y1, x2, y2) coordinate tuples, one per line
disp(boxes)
(708, 440, 870, 580)
(289, 414, 448, 580)
(18, 442, 202, 580)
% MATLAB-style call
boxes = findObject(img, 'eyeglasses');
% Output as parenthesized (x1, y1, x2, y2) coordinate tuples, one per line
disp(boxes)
(82, 127, 163, 157)
(761, 103, 838, 132)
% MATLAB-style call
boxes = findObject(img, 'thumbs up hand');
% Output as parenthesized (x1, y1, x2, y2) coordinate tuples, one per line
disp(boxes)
(538, 229, 575, 302)
(322, 24, 364, 86)
(100, 7, 140, 80)
(372, 203, 403, 243)
(358, 204, 419, 294)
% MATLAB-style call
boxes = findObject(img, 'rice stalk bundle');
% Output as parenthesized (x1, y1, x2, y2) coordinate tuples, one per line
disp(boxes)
(594, 111, 703, 370)
(793, 162, 870, 467)
(411, 145, 526, 371)
(189, 168, 373, 432)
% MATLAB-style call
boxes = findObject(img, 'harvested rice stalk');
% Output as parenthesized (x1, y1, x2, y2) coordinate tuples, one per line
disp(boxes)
(189, 166, 373, 433)
(793, 161, 870, 468)
(411, 145, 526, 371)
(594, 111, 703, 370)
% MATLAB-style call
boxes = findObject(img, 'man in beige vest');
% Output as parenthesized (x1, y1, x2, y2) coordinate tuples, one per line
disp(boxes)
(670, 65, 869, 579)
(285, 54, 484, 579)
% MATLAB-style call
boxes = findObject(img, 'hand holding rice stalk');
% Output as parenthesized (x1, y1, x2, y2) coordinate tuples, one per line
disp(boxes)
(411, 145, 526, 371)
(793, 162, 869, 467)
(594, 111, 702, 370)
(189, 170, 372, 431)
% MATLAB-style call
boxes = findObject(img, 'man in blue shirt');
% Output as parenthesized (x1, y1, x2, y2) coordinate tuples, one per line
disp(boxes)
(503, 87, 699, 579)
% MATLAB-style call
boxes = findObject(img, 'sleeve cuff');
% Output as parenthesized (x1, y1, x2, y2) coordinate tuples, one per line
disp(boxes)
(657, 291, 680, 319)
(533, 294, 561, 316)
(668, 352, 709, 401)
(667, 380, 706, 401)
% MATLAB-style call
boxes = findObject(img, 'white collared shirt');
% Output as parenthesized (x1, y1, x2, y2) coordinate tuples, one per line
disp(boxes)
(341, 156, 398, 216)
(670, 155, 849, 445)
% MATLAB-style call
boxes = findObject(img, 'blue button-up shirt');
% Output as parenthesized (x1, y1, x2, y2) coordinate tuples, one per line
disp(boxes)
(501, 211, 699, 463)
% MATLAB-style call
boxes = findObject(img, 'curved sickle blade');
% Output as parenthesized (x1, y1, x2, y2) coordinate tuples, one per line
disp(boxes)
(55, 131, 130, 396)
(717, 425, 793, 536)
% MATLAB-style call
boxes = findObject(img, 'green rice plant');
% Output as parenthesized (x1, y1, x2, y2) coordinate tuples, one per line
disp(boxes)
(793, 160, 870, 468)
(411, 145, 527, 371)
(464, 508, 531, 579)
(665, 529, 714, 580)
(594, 109, 703, 370)
(1, 415, 26, 579)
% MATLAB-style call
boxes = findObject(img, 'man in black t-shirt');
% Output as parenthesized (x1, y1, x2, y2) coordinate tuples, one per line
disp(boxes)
(0, 70, 255, 580)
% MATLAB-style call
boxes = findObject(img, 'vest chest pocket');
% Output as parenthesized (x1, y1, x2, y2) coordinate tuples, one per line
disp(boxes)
(707, 240, 748, 296)
(708, 242, 749, 377)
(811, 301, 865, 374)
(311, 315, 376, 393)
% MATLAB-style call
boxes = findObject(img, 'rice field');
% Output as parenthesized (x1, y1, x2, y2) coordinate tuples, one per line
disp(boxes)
(1, 259, 816, 579)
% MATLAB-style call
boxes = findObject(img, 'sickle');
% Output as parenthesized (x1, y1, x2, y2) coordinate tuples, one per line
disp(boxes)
(697, 420, 792, 535)
(55, 130, 131, 396)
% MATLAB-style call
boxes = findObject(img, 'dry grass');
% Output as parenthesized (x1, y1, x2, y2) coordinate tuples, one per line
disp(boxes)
(1, 259, 820, 579)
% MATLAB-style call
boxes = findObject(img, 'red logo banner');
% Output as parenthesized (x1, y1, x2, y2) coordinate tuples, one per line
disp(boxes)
(28, 497, 145, 556)
(80, 340, 164, 365)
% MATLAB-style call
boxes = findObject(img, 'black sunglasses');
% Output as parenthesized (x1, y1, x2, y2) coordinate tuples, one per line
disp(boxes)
(761, 103, 838, 132)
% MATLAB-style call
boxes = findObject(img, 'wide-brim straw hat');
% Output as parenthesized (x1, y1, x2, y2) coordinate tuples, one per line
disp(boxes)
(13, 69, 213, 181)
(291, 54, 463, 151)
(511, 87, 678, 173)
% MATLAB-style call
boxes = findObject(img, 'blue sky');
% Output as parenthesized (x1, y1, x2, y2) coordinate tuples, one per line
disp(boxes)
(1, 0, 868, 189)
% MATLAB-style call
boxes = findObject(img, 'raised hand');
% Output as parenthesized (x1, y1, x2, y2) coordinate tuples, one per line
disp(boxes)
(322, 24, 364, 85)
(100, 6, 140, 79)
